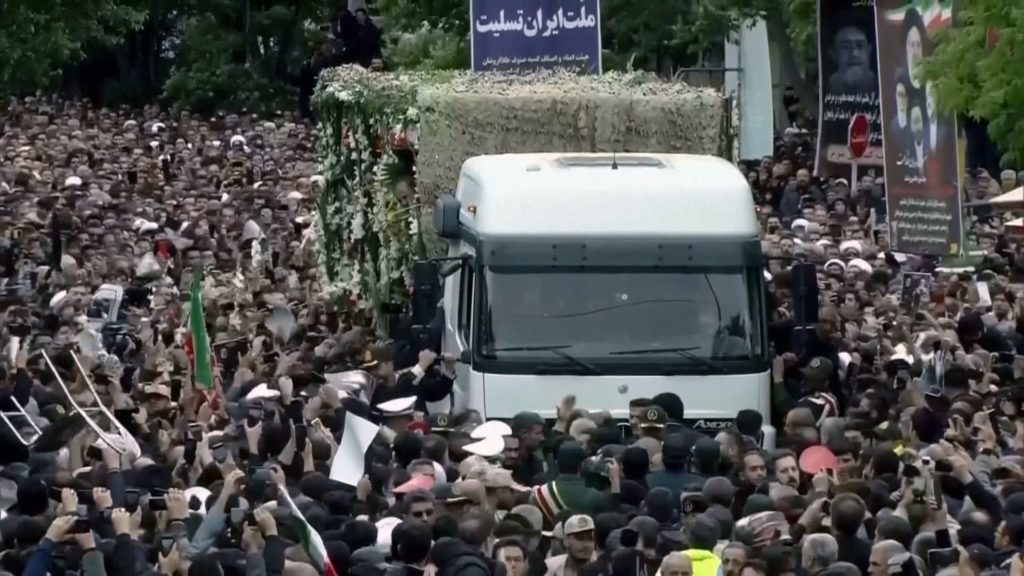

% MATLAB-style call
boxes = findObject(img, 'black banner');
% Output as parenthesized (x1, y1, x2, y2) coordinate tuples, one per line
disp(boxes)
(815, 0, 884, 180)
(876, 0, 960, 255)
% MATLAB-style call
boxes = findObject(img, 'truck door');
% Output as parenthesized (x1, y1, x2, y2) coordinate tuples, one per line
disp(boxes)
(442, 256, 475, 413)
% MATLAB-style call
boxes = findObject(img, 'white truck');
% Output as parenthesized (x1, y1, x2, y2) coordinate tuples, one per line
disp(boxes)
(430, 153, 773, 444)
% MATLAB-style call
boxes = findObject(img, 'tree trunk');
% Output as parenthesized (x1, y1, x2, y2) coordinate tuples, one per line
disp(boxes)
(244, 0, 252, 65)
(114, 44, 134, 101)
(275, 0, 302, 82)
(765, 8, 816, 123)
(144, 22, 157, 99)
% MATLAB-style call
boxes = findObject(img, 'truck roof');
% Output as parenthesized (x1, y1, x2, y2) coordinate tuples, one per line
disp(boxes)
(456, 153, 758, 240)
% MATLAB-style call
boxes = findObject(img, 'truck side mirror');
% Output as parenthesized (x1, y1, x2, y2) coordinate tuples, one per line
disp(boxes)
(459, 349, 472, 364)
(433, 195, 461, 239)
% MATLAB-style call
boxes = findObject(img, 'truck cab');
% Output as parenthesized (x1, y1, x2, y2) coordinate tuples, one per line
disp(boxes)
(432, 153, 773, 445)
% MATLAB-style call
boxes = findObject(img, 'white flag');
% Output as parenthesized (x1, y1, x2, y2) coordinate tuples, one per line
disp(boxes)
(329, 412, 380, 486)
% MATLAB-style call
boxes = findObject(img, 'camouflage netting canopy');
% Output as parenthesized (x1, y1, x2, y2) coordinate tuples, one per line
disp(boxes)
(313, 66, 724, 319)
(412, 70, 724, 201)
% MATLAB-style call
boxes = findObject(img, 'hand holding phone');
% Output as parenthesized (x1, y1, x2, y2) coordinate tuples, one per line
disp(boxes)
(295, 422, 308, 453)
(824, 467, 839, 485)
(159, 535, 176, 556)
(912, 475, 927, 502)
(246, 404, 264, 428)
(287, 398, 304, 423)
(772, 355, 785, 384)
(210, 440, 229, 464)
(230, 506, 257, 526)
(930, 476, 944, 510)
(124, 489, 140, 513)
(927, 548, 959, 569)
(187, 422, 203, 441)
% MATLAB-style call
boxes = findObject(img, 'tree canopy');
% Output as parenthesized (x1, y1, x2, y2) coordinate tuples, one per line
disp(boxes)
(0, 0, 331, 114)
(376, 0, 818, 107)
(162, 0, 330, 113)
(923, 0, 1023, 165)
(0, 0, 147, 95)
(0, 0, 820, 114)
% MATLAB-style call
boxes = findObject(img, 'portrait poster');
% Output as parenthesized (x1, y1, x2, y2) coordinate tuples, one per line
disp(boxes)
(899, 271, 932, 315)
(815, 0, 884, 179)
(876, 0, 961, 255)
(470, 0, 602, 74)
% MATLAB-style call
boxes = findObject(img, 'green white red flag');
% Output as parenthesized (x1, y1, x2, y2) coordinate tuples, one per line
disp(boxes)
(278, 485, 339, 576)
(186, 267, 215, 390)
(882, 0, 953, 32)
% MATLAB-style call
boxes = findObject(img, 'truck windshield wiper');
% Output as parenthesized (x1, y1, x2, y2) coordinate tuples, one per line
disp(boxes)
(608, 346, 728, 373)
(490, 345, 603, 375)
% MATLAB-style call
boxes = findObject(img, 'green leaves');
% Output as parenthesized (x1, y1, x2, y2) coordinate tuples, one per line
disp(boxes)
(0, 0, 818, 113)
(785, 0, 817, 67)
(162, 12, 285, 114)
(376, 0, 470, 70)
(378, 0, 469, 33)
(0, 0, 146, 95)
(161, 0, 330, 114)
(376, 0, 815, 76)
(924, 1, 1024, 165)
(385, 23, 469, 71)
(0, 0, 329, 113)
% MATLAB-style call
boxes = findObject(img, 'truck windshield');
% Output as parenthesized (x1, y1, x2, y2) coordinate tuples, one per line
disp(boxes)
(477, 265, 764, 373)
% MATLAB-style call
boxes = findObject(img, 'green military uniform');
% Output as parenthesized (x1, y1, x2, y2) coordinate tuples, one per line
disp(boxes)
(530, 441, 618, 523)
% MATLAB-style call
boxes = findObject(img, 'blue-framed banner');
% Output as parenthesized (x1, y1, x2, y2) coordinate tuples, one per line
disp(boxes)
(470, 0, 602, 74)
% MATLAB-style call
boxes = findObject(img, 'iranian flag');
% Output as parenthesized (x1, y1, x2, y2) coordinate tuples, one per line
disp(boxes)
(186, 268, 215, 390)
(883, 0, 953, 32)
(279, 485, 338, 576)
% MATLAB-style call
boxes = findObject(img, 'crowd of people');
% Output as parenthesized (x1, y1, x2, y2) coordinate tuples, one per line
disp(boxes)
(1, 96, 1024, 576)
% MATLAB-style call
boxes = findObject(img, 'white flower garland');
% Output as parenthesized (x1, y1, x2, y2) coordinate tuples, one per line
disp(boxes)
(314, 66, 425, 331)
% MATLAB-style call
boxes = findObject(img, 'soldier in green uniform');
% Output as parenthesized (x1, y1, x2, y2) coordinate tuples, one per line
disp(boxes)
(531, 441, 621, 525)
